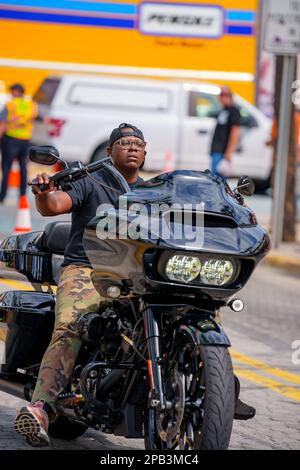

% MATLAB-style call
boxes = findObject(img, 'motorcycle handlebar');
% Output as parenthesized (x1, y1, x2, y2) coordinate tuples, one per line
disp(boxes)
(29, 157, 131, 194)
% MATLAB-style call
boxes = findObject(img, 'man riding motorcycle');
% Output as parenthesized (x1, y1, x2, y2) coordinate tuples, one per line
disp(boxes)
(14, 123, 255, 447)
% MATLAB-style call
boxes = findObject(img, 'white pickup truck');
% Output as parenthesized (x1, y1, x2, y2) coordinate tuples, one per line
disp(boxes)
(32, 74, 273, 188)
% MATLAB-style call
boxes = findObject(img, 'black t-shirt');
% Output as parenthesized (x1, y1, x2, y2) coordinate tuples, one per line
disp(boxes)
(62, 170, 143, 267)
(210, 105, 241, 154)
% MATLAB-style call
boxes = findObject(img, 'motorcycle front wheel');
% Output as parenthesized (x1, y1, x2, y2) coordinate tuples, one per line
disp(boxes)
(144, 336, 235, 450)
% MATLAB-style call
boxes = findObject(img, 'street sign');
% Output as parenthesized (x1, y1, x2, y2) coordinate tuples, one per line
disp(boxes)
(263, 1, 299, 247)
(263, 0, 300, 55)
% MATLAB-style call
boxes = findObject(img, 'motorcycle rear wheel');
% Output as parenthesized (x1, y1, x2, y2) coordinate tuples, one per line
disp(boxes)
(144, 337, 235, 450)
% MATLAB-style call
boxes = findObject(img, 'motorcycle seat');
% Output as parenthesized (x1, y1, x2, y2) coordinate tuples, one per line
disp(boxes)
(40, 221, 71, 255)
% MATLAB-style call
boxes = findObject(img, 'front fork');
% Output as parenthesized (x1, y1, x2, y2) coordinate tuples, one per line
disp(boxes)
(142, 304, 168, 410)
(141, 301, 232, 411)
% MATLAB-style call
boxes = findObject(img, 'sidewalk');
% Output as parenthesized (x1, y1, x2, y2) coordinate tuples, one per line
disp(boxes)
(265, 239, 300, 275)
(261, 220, 300, 275)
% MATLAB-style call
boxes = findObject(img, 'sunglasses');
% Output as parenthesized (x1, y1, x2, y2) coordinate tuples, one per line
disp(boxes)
(114, 138, 146, 149)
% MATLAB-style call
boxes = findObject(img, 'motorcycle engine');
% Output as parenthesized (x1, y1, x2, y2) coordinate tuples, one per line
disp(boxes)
(77, 304, 134, 360)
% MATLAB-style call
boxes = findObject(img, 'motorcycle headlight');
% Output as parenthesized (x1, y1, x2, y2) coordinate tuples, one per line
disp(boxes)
(200, 259, 234, 286)
(165, 255, 201, 283)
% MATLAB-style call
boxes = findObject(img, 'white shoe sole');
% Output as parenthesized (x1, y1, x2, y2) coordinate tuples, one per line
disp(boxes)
(14, 408, 50, 447)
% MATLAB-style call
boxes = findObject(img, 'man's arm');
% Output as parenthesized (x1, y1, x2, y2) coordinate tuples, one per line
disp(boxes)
(35, 191, 72, 216)
(32, 173, 73, 216)
(224, 107, 241, 161)
(224, 125, 241, 161)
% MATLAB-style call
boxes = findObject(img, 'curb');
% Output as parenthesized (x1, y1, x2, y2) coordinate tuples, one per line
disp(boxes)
(264, 252, 300, 275)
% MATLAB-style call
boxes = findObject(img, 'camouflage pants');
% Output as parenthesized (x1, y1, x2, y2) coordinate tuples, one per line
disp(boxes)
(31, 265, 102, 414)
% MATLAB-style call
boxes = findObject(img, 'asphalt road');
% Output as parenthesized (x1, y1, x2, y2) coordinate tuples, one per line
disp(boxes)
(0, 169, 299, 450)
(0, 263, 299, 450)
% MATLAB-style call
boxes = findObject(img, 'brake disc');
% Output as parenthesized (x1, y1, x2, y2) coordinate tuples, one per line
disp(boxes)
(156, 368, 185, 442)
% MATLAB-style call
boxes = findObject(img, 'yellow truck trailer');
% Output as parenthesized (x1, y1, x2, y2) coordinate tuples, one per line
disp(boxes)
(0, 0, 258, 101)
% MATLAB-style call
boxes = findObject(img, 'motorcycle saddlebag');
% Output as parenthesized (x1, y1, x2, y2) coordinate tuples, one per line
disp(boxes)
(0, 290, 55, 376)
(0, 231, 53, 283)
(0, 222, 72, 284)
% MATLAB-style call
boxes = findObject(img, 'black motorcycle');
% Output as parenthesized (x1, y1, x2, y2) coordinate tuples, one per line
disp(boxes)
(0, 146, 270, 450)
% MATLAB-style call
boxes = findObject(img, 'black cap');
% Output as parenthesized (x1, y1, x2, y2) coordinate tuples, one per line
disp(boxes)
(10, 83, 25, 94)
(109, 123, 145, 147)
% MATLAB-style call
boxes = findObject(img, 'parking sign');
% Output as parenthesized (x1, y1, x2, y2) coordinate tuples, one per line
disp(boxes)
(263, 0, 300, 55)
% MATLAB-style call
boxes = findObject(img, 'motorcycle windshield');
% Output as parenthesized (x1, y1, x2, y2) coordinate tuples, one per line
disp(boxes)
(86, 170, 259, 253)
(124, 171, 256, 226)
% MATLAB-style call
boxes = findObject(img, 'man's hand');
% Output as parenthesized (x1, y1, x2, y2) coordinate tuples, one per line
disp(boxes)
(224, 153, 232, 162)
(31, 173, 72, 216)
(217, 158, 232, 177)
(31, 173, 57, 196)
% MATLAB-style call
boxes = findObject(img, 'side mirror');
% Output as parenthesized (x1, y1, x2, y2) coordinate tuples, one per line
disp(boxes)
(29, 145, 68, 167)
(236, 175, 255, 196)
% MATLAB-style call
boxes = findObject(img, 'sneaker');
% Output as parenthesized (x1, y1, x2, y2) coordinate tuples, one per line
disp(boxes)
(234, 398, 256, 420)
(14, 401, 50, 447)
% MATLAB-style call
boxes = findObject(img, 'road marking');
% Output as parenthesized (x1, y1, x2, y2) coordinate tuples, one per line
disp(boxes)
(231, 350, 300, 386)
(0, 329, 7, 341)
(0, 278, 32, 291)
(1, 277, 300, 403)
(0, 278, 57, 293)
(234, 367, 300, 402)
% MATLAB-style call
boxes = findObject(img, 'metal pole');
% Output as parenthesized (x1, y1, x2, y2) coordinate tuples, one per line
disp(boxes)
(255, 0, 264, 108)
(272, 55, 297, 248)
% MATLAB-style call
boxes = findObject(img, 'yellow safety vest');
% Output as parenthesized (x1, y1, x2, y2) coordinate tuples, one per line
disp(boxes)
(5, 97, 38, 140)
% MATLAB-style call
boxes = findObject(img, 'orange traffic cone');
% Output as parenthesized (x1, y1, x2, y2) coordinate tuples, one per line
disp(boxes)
(162, 151, 175, 173)
(8, 160, 21, 188)
(13, 195, 32, 234)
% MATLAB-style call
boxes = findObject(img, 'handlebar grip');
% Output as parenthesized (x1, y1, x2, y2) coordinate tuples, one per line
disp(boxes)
(30, 175, 56, 194)
(39, 182, 51, 192)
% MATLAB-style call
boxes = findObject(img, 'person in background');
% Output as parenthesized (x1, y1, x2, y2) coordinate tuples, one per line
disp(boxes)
(0, 83, 38, 203)
(210, 86, 241, 176)
(266, 106, 300, 189)
(267, 108, 300, 161)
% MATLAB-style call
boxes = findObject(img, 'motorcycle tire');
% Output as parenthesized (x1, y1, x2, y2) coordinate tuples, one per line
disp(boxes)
(49, 414, 88, 440)
(144, 337, 235, 450)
